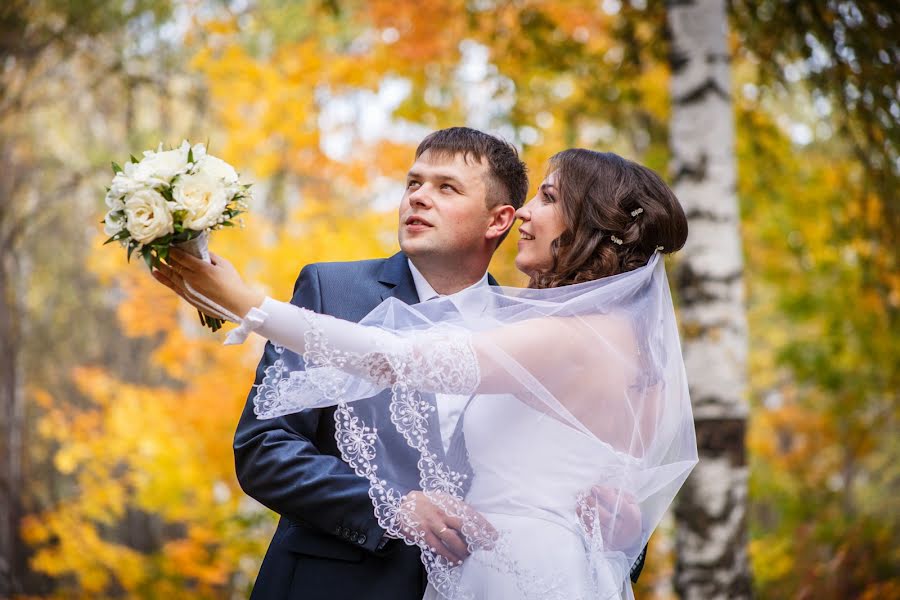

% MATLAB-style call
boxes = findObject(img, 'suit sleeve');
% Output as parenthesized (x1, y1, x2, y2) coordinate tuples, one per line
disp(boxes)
(232, 264, 386, 553)
(630, 543, 648, 583)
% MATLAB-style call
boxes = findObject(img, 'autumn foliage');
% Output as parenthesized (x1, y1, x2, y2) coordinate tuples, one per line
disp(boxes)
(10, 1, 897, 598)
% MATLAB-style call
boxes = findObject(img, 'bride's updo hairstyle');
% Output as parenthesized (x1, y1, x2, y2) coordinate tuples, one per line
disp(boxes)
(531, 149, 688, 289)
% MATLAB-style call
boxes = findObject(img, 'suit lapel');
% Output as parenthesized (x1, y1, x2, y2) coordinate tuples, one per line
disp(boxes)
(378, 252, 420, 305)
(378, 253, 459, 458)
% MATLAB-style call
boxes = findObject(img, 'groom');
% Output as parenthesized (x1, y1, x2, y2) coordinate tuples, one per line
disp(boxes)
(233, 127, 527, 599)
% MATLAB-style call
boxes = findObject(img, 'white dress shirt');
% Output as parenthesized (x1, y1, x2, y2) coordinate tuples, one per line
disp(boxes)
(407, 260, 489, 453)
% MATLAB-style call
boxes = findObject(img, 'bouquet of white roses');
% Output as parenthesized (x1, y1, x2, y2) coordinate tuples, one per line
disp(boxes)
(102, 140, 250, 331)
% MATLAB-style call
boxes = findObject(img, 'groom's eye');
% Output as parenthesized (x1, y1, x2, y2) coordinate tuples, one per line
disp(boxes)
(441, 184, 458, 193)
(407, 180, 420, 189)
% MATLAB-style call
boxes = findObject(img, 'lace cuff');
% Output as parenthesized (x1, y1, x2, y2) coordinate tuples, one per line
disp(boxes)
(224, 297, 309, 348)
(226, 296, 481, 397)
(224, 305, 269, 345)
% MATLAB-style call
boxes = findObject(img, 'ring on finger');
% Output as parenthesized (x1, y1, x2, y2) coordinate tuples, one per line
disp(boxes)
(437, 526, 449, 536)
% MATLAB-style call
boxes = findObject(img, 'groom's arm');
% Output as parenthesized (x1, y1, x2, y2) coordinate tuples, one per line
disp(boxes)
(233, 264, 386, 553)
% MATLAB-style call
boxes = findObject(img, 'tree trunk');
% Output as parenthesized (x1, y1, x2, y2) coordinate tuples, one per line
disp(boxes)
(0, 247, 25, 596)
(666, 1, 752, 598)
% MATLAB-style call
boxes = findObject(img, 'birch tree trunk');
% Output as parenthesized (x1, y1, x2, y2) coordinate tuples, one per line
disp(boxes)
(666, 1, 752, 597)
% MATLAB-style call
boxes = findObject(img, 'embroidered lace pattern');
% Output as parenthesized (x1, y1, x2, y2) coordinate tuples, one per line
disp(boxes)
(251, 308, 565, 599)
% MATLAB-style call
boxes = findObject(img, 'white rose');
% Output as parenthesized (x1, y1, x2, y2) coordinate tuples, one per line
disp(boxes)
(130, 142, 191, 185)
(108, 172, 145, 202)
(103, 209, 127, 237)
(188, 142, 207, 164)
(124, 188, 174, 244)
(105, 189, 125, 211)
(197, 155, 239, 186)
(172, 172, 228, 231)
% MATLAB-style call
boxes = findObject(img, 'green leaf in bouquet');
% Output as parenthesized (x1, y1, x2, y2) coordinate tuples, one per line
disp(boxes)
(141, 245, 154, 270)
(159, 186, 175, 203)
(157, 245, 170, 261)
(154, 233, 174, 246)
(187, 146, 194, 165)
(127, 241, 138, 262)
(103, 230, 129, 245)
(111, 161, 123, 174)
(220, 221, 235, 227)
(130, 154, 140, 164)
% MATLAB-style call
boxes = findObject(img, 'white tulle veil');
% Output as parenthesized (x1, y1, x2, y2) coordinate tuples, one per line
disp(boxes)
(251, 252, 697, 599)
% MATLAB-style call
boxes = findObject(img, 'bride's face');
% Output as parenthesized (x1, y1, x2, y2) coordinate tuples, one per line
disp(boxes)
(514, 171, 567, 276)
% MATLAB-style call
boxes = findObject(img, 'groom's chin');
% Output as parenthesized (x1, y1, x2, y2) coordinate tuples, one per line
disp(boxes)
(399, 236, 431, 256)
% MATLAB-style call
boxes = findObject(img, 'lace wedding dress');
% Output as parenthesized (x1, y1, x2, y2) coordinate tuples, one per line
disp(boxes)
(227, 253, 697, 599)
(419, 393, 637, 600)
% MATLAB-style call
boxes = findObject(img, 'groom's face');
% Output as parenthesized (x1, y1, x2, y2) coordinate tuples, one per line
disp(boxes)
(398, 149, 494, 261)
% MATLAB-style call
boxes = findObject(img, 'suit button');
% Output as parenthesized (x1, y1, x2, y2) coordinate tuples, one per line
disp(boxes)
(357, 534, 367, 545)
(341, 527, 350, 538)
(349, 531, 359, 542)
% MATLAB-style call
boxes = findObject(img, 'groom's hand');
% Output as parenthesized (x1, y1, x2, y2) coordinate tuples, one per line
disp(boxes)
(399, 491, 497, 565)
(577, 486, 642, 551)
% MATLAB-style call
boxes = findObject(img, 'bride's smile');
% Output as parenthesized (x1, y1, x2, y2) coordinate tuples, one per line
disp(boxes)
(515, 171, 566, 277)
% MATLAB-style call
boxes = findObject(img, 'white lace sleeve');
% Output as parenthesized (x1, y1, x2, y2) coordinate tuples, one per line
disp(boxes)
(225, 297, 480, 395)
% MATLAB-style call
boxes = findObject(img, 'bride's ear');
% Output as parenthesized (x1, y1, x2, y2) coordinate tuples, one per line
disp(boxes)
(486, 204, 517, 242)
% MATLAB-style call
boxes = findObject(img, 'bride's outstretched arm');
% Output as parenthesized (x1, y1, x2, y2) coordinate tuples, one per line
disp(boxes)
(155, 247, 653, 444)
(154, 249, 484, 395)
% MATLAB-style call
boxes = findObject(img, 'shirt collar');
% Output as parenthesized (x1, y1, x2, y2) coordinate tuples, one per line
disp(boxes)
(408, 259, 489, 305)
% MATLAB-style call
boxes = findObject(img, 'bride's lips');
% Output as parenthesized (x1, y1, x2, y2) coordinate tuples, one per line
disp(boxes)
(405, 215, 434, 233)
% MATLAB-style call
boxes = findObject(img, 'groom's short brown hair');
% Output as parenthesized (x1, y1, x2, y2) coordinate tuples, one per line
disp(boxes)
(415, 127, 528, 212)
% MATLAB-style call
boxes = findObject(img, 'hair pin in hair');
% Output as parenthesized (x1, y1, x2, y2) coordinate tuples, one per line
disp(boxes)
(610, 235, 624, 245)
(656, 245, 664, 251)
(631, 207, 644, 217)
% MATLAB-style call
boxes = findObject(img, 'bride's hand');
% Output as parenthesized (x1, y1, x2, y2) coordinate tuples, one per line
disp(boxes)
(398, 490, 497, 565)
(153, 248, 264, 319)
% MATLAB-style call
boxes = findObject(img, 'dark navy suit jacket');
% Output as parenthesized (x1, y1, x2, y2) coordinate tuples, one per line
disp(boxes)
(234, 252, 441, 600)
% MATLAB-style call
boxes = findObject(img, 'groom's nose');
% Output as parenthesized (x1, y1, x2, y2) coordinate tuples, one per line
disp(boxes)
(409, 185, 433, 208)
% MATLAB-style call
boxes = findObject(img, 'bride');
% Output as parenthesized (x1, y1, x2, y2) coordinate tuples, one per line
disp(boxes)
(156, 149, 697, 599)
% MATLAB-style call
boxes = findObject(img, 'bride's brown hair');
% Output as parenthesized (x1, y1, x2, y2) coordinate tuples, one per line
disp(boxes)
(530, 149, 688, 289)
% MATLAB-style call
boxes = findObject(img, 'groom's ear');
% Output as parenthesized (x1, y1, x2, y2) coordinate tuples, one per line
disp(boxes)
(485, 204, 517, 244)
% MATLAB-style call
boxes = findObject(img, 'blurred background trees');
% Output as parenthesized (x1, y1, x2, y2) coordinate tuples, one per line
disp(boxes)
(2, 0, 897, 598)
